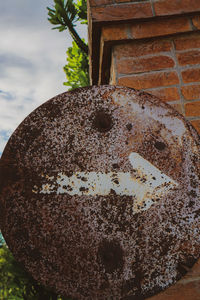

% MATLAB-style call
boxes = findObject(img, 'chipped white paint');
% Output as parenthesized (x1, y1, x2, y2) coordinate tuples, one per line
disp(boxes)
(32, 152, 178, 214)
(112, 90, 186, 143)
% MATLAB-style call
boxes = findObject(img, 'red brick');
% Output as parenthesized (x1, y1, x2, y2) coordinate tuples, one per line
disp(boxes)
(182, 68, 200, 83)
(177, 50, 200, 66)
(174, 32, 200, 50)
(154, 0, 200, 16)
(118, 71, 179, 89)
(114, 40, 172, 59)
(91, 3, 153, 22)
(170, 103, 183, 114)
(192, 15, 200, 29)
(150, 259, 200, 300)
(89, 0, 113, 6)
(190, 119, 200, 134)
(146, 87, 180, 102)
(115, 0, 132, 2)
(131, 17, 191, 39)
(149, 279, 200, 300)
(101, 24, 128, 41)
(117, 55, 175, 74)
(185, 101, 200, 116)
(181, 85, 200, 100)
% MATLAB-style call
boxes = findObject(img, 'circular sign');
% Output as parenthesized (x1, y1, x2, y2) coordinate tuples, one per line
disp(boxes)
(0, 85, 199, 299)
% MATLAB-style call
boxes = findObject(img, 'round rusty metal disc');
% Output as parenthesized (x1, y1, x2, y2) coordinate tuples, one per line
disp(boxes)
(0, 85, 200, 299)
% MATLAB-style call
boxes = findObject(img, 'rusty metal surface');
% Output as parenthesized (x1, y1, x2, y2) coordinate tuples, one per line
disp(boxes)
(0, 85, 199, 299)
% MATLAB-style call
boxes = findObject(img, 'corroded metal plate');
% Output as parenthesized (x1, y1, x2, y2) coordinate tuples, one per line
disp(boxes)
(0, 85, 200, 299)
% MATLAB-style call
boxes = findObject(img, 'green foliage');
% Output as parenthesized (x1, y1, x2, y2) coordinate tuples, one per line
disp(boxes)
(0, 244, 34, 299)
(47, 0, 78, 32)
(76, 0, 87, 24)
(47, 0, 89, 89)
(47, 0, 88, 54)
(63, 41, 89, 89)
(0, 244, 68, 299)
(0, 231, 5, 246)
(47, 0, 87, 29)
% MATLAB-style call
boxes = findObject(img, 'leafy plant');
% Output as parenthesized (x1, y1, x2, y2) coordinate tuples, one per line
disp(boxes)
(0, 231, 5, 247)
(63, 40, 89, 89)
(47, 0, 88, 54)
(0, 244, 68, 299)
(47, 0, 89, 89)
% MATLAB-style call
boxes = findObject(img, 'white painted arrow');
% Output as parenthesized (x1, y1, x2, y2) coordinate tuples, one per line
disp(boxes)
(32, 152, 178, 214)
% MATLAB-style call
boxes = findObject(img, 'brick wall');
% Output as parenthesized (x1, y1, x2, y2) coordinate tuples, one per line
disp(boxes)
(88, 0, 200, 134)
(89, 0, 200, 22)
(110, 31, 200, 133)
(88, 0, 200, 87)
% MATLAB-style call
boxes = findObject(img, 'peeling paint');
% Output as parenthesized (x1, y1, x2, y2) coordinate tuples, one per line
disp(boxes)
(35, 152, 178, 214)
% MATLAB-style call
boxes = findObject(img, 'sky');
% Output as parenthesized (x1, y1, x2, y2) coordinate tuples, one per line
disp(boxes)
(0, 0, 87, 154)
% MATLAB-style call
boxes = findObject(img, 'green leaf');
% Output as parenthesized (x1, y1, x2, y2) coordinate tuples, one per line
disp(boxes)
(63, 41, 89, 90)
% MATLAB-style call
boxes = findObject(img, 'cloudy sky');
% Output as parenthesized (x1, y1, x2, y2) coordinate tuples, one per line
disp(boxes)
(0, 0, 87, 154)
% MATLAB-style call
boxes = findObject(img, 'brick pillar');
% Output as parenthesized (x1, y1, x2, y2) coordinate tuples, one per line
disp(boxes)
(88, 0, 200, 134)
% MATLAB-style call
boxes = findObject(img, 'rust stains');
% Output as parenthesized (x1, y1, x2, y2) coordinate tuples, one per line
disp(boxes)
(0, 85, 199, 299)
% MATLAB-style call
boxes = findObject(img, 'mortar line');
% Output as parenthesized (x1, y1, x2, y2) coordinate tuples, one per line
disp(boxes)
(186, 116, 200, 120)
(144, 82, 200, 90)
(149, 0, 156, 17)
(170, 41, 186, 115)
(175, 48, 200, 53)
(117, 51, 175, 61)
(184, 99, 200, 104)
(118, 67, 179, 76)
(99, 0, 150, 7)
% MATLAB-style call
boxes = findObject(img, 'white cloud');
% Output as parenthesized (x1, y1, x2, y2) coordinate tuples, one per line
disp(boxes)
(0, 0, 87, 154)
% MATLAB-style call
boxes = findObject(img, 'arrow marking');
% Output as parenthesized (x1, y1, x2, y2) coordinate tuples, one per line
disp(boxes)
(32, 152, 178, 214)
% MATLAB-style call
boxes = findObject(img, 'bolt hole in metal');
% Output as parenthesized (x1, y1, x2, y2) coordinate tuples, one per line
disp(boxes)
(154, 141, 166, 151)
(98, 240, 124, 273)
(126, 123, 133, 131)
(93, 110, 113, 132)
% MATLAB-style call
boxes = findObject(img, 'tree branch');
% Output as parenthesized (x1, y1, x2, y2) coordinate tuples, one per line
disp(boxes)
(67, 23, 88, 54)
(47, 0, 88, 54)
